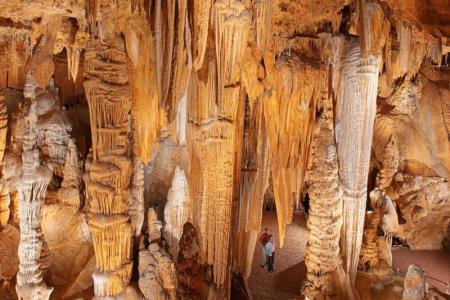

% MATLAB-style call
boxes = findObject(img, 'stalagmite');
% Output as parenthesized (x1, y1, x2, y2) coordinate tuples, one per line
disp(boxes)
(304, 89, 346, 299)
(84, 40, 133, 298)
(58, 139, 82, 209)
(129, 157, 145, 236)
(164, 166, 191, 259)
(336, 38, 380, 283)
(16, 74, 53, 300)
(176, 222, 203, 299)
(148, 208, 162, 243)
(402, 265, 426, 300)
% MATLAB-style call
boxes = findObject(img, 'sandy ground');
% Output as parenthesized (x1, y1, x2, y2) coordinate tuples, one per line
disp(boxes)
(246, 211, 450, 300)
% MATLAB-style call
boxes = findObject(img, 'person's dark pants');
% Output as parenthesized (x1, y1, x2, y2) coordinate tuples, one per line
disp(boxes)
(267, 253, 275, 272)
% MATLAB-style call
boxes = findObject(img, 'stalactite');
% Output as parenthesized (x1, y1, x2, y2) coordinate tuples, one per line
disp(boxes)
(191, 0, 213, 70)
(125, 26, 160, 163)
(16, 73, 53, 300)
(165, 0, 192, 122)
(53, 52, 85, 107)
(263, 54, 321, 246)
(234, 95, 270, 278)
(336, 38, 380, 283)
(84, 39, 133, 298)
(253, 0, 272, 55)
(214, 0, 251, 97)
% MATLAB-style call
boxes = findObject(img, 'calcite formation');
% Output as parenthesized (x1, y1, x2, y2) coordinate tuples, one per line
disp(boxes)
(84, 40, 133, 298)
(0, 0, 449, 299)
(16, 77, 53, 300)
(304, 96, 345, 299)
(164, 166, 191, 259)
(402, 265, 426, 300)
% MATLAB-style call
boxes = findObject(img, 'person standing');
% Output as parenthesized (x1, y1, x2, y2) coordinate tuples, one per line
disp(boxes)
(265, 235, 275, 273)
(259, 228, 270, 267)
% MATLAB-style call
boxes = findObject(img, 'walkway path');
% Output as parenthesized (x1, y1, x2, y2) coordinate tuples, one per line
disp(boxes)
(248, 211, 307, 300)
(247, 211, 450, 299)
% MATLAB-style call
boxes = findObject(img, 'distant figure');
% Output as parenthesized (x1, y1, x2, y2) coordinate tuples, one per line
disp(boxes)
(264, 235, 275, 273)
(303, 193, 310, 219)
(259, 228, 270, 267)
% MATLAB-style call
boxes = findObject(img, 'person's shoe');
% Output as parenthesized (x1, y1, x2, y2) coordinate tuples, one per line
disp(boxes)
(269, 270, 274, 273)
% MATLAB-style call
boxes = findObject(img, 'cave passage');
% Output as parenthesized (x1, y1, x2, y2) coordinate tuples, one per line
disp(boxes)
(248, 211, 307, 300)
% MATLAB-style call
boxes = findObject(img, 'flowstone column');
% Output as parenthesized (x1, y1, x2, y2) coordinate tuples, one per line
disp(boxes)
(84, 40, 133, 298)
(16, 75, 53, 300)
(335, 38, 380, 283)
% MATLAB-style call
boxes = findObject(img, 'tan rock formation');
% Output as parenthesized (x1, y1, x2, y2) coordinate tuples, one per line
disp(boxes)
(304, 92, 344, 299)
(402, 264, 426, 300)
(164, 166, 191, 259)
(138, 243, 177, 300)
(84, 39, 133, 298)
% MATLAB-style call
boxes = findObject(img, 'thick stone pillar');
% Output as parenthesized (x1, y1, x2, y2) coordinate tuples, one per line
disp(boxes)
(84, 40, 133, 298)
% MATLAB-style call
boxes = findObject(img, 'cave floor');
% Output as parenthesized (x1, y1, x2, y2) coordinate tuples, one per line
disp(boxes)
(246, 211, 450, 300)
(248, 211, 307, 300)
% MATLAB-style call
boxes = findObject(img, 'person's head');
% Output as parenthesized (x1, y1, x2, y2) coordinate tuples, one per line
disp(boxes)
(264, 227, 268, 233)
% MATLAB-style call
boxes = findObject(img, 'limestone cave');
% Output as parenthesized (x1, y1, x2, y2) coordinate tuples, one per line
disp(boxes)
(0, 0, 449, 299)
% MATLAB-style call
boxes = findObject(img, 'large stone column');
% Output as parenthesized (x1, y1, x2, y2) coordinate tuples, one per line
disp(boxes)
(335, 38, 380, 283)
(304, 94, 344, 299)
(16, 75, 53, 300)
(83, 40, 133, 298)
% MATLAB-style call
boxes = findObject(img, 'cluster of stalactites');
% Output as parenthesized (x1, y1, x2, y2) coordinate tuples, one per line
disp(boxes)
(83, 39, 133, 297)
(185, 0, 251, 288)
(263, 53, 324, 246)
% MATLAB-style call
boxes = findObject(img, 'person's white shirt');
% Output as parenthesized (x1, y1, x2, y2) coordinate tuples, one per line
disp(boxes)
(264, 240, 275, 256)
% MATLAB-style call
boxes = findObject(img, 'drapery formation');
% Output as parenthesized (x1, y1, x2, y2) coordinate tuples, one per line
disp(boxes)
(187, 0, 250, 288)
